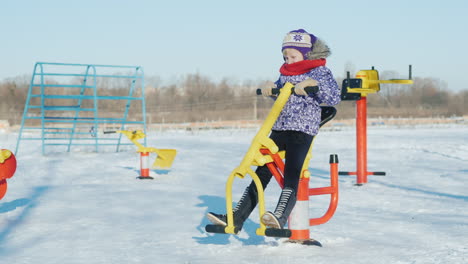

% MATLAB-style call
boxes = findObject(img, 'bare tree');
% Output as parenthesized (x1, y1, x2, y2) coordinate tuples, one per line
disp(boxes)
(1, 70, 467, 126)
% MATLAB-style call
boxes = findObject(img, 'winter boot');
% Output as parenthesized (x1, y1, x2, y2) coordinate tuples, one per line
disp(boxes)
(261, 187, 297, 229)
(207, 183, 258, 230)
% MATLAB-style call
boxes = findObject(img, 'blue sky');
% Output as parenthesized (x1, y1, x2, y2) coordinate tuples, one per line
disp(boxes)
(1, 0, 467, 91)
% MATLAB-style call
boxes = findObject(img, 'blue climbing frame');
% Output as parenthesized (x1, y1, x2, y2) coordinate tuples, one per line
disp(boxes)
(15, 62, 147, 155)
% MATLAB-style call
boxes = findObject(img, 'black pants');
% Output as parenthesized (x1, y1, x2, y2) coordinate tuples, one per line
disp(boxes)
(251, 130, 314, 193)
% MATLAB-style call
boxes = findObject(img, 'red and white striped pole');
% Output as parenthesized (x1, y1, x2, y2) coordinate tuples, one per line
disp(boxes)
(137, 152, 153, 179)
(287, 171, 322, 246)
(287, 154, 339, 246)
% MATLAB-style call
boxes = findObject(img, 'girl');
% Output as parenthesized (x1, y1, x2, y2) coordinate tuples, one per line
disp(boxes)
(208, 29, 341, 230)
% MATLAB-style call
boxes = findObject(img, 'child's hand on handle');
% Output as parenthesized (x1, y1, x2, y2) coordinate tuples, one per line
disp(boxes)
(260, 81, 276, 97)
(256, 82, 318, 96)
(294, 78, 318, 96)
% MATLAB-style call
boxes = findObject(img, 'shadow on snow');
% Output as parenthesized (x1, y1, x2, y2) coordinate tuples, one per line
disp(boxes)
(193, 195, 266, 246)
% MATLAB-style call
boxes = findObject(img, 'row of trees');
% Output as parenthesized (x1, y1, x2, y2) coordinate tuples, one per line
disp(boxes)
(0, 72, 466, 126)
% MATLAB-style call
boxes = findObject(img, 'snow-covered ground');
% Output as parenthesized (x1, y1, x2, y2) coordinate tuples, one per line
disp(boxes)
(0, 125, 467, 264)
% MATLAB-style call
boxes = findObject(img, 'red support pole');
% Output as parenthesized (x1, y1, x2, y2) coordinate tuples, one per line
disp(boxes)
(339, 95, 386, 184)
(309, 155, 339, 225)
(260, 149, 284, 188)
(338, 96, 386, 184)
(356, 96, 368, 185)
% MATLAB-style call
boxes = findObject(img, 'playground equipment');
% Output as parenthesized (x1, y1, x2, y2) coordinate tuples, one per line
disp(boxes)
(339, 66, 413, 185)
(0, 149, 17, 200)
(16, 62, 147, 155)
(104, 130, 177, 179)
(205, 83, 339, 246)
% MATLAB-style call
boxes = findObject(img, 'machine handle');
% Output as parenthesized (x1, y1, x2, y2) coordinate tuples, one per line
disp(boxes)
(256, 86, 319, 96)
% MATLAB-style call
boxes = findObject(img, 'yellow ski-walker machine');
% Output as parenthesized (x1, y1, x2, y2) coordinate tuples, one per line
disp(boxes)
(205, 83, 339, 240)
(105, 130, 177, 178)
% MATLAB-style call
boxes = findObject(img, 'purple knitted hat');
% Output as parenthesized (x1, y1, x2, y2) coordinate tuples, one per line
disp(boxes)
(282, 29, 317, 59)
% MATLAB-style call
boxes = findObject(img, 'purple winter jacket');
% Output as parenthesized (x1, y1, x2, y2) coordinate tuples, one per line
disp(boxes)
(272, 66, 341, 136)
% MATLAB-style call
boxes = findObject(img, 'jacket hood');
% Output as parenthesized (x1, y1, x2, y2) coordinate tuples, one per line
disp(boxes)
(305, 38, 331, 60)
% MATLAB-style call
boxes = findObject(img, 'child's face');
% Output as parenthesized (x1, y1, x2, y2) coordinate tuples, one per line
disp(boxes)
(283, 48, 304, 64)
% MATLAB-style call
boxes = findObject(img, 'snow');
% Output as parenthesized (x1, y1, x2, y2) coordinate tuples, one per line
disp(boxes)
(1, 125, 467, 264)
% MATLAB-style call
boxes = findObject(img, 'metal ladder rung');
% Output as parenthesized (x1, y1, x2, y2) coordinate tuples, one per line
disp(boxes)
(32, 84, 94, 88)
(44, 131, 92, 135)
(30, 94, 94, 100)
(43, 106, 94, 111)
(44, 143, 134, 146)
(44, 116, 96, 120)
(42, 119, 143, 124)
(24, 117, 144, 124)
(43, 137, 122, 141)
(30, 94, 144, 100)
(44, 127, 73, 130)
(38, 73, 143, 79)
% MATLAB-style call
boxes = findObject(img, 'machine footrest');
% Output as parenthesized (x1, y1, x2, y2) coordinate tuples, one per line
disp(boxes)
(205, 224, 240, 234)
(264, 228, 292, 238)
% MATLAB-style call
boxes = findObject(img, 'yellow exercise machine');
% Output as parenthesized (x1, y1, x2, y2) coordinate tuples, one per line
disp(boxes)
(205, 83, 339, 241)
(339, 65, 413, 185)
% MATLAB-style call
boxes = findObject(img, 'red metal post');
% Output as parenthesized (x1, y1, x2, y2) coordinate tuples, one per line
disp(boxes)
(309, 154, 339, 225)
(339, 94, 386, 183)
(260, 149, 284, 188)
(356, 96, 368, 185)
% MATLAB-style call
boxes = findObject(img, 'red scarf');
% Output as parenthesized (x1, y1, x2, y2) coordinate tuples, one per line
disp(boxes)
(279, 59, 326, 76)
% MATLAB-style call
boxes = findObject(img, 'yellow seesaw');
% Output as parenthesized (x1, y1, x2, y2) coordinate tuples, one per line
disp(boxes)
(105, 130, 177, 173)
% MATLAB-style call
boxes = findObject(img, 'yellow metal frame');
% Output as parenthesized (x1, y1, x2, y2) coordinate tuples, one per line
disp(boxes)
(116, 130, 153, 152)
(347, 69, 413, 97)
(223, 82, 313, 235)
